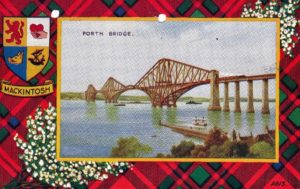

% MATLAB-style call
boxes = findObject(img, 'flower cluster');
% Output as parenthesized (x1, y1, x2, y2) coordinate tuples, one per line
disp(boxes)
(241, 0, 300, 57)
(14, 103, 132, 188)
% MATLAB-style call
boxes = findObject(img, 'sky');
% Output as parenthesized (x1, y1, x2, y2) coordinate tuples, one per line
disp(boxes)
(61, 20, 277, 98)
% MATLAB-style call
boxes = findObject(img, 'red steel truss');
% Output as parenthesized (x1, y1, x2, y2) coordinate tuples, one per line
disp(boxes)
(96, 58, 211, 106)
(99, 77, 129, 103)
(134, 58, 211, 107)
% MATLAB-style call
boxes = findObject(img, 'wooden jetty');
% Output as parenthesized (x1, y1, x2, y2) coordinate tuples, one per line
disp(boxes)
(160, 121, 275, 144)
(159, 120, 209, 140)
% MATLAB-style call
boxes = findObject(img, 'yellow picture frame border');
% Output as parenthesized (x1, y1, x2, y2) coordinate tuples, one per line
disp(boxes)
(56, 17, 280, 163)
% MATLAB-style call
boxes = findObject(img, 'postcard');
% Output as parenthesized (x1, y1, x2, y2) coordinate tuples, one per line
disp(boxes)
(57, 18, 279, 162)
(1, 1, 299, 188)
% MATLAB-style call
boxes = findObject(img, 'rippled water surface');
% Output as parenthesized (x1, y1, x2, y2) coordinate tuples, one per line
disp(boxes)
(60, 100, 275, 158)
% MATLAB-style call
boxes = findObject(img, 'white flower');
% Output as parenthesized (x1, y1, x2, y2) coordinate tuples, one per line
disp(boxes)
(66, 183, 71, 188)
(32, 171, 38, 178)
(39, 160, 44, 166)
(103, 174, 108, 179)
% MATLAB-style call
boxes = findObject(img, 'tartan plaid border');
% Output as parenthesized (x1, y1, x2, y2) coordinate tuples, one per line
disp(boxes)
(0, 0, 299, 188)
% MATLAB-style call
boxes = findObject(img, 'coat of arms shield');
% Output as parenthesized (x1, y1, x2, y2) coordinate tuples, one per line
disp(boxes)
(3, 17, 50, 81)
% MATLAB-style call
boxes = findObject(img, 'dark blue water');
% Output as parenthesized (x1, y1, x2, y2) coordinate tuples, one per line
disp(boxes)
(60, 100, 275, 158)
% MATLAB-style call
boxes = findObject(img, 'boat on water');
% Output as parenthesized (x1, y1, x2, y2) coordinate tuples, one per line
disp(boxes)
(186, 100, 202, 105)
(192, 117, 207, 127)
(113, 103, 126, 106)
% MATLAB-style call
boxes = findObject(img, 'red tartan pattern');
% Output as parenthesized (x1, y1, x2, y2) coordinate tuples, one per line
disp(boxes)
(0, 0, 299, 188)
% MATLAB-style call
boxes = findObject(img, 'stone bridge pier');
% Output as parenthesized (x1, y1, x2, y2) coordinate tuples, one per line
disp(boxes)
(208, 70, 221, 111)
(223, 82, 230, 112)
(234, 81, 241, 112)
(247, 80, 255, 113)
(261, 79, 270, 114)
(220, 78, 271, 114)
(151, 95, 177, 108)
(85, 84, 97, 101)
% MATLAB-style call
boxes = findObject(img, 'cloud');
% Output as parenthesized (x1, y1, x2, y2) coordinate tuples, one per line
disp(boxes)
(61, 20, 277, 97)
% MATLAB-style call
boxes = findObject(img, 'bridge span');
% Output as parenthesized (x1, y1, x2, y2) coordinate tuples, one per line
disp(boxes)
(85, 58, 275, 114)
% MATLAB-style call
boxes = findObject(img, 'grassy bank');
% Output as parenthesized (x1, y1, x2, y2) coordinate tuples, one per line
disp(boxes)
(61, 92, 84, 100)
(61, 92, 275, 102)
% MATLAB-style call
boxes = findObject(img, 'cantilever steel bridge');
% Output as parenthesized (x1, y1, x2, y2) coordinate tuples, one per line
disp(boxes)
(85, 58, 275, 113)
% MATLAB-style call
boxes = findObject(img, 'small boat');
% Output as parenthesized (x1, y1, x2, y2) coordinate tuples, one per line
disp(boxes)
(186, 100, 202, 105)
(192, 117, 207, 126)
(113, 103, 126, 106)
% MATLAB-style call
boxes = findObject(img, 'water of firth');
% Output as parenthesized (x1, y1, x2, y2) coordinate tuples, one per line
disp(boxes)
(60, 100, 275, 158)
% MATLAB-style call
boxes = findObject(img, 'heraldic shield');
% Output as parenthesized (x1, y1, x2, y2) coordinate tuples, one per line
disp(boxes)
(3, 17, 50, 81)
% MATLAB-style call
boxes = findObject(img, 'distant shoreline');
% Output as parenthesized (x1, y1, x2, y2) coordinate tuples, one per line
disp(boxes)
(61, 92, 276, 102)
